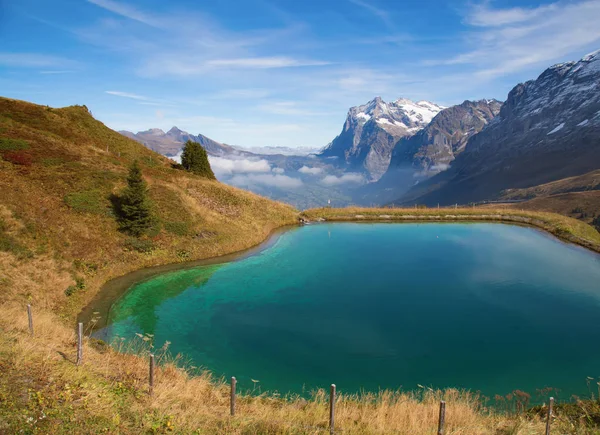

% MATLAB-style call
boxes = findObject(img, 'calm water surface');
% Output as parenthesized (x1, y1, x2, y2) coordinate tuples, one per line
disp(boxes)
(99, 223, 600, 399)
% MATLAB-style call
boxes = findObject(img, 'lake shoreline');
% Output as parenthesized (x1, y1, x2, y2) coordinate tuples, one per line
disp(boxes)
(78, 224, 299, 331)
(301, 208, 600, 255)
(81, 209, 600, 335)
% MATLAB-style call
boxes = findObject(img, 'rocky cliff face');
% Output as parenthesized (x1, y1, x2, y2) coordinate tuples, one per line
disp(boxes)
(398, 50, 600, 206)
(318, 97, 444, 181)
(354, 99, 502, 205)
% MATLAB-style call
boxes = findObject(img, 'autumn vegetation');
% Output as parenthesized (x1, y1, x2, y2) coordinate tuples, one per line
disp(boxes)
(2, 96, 600, 433)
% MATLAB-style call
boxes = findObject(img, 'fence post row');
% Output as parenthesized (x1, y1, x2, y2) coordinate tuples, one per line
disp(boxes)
(149, 354, 155, 396)
(545, 397, 554, 435)
(330, 384, 336, 435)
(438, 400, 446, 435)
(19, 308, 560, 433)
(230, 377, 237, 416)
(76, 322, 83, 365)
(27, 304, 34, 336)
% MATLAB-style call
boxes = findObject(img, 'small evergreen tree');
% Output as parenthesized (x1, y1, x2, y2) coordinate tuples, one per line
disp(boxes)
(593, 214, 600, 232)
(181, 140, 215, 179)
(118, 161, 153, 236)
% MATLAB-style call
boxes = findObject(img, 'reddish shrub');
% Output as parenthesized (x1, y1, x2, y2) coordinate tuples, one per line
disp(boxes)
(2, 151, 34, 166)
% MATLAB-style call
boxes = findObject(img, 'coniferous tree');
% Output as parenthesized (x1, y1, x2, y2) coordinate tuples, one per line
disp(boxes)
(118, 160, 153, 236)
(181, 140, 216, 179)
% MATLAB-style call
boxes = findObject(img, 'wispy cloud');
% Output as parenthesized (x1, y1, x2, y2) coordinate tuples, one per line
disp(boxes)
(105, 90, 152, 100)
(87, 0, 163, 27)
(433, 0, 600, 79)
(465, 3, 556, 27)
(0, 53, 76, 68)
(39, 70, 77, 74)
(348, 0, 394, 30)
(257, 101, 333, 116)
(206, 57, 330, 69)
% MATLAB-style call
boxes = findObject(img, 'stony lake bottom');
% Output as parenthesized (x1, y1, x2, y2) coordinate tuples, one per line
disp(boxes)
(98, 223, 600, 401)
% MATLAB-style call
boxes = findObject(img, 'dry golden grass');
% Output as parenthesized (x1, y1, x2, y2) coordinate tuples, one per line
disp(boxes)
(0, 302, 551, 434)
(1, 97, 599, 433)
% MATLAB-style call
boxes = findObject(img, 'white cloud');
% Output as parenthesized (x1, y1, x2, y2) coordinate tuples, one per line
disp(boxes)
(348, 0, 394, 30)
(257, 101, 333, 116)
(208, 156, 272, 175)
(434, 0, 600, 79)
(87, 0, 163, 27)
(465, 4, 556, 27)
(229, 173, 303, 189)
(320, 173, 365, 185)
(210, 88, 271, 100)
(206, 57, 330, 69)
(298, 165, 323, 175)
(272, 167, 285, 174)
(0, 53, 75, 68)
(105, 90, 151, 101)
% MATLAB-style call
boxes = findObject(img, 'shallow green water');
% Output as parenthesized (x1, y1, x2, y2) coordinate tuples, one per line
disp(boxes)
(101, 223, 600, 400)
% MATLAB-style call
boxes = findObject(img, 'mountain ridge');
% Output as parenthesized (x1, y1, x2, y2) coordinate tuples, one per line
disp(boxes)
(318, 96, 445, 181)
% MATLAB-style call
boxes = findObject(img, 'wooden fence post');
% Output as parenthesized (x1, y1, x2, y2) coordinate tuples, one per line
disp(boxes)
(330, 384, 336, 435)
(27, 304, 33, 336)
(149, 354, 155, 396)
(438, 400, 446, 435)
(545, 397, 554, 435)
(76, 322, 83, 365)
(230, 377, 237, 416)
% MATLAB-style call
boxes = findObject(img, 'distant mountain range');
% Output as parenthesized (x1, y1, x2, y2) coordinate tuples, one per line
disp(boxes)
(120, 49, 600, 214)
(119, 127, 234, 157)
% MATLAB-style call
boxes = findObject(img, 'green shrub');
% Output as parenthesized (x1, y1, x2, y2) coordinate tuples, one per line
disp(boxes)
(65, 276, 86, 297)
(164, 221, 189, 236)
(0, 138, 29, 151)
(176, 249, 190, 260)
(123, 238, 155, 253)
(41, 157, 66, 167)
(593, 215, 600, 231)
(0, 233, 33, 259)
(65, 190, 107, 214)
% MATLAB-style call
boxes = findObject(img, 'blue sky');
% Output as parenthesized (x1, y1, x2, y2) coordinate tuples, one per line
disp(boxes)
(1, 0, 600, 148)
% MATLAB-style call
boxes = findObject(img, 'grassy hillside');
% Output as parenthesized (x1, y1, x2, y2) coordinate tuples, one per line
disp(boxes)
(496, 170, 600, 225)
(0, 97, 297, 316)
(1, 97, 599, 433)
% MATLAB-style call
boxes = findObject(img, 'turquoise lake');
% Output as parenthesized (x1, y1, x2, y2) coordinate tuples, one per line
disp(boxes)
(100, 223, 600, 400)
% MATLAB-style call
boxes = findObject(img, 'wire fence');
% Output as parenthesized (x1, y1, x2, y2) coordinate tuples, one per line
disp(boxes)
(24, 304, 556, 434)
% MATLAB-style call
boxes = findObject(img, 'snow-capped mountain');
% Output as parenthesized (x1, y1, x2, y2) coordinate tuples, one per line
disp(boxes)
(357, 99, 502, 205)
(319, 97, 445, 181)
(398, 49, 600, 206)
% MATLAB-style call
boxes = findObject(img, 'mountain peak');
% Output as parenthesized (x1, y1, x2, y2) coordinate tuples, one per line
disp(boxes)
(167, 126, 184, 134)
(582, 49, 600, 62)
(142, 128, 165, 136)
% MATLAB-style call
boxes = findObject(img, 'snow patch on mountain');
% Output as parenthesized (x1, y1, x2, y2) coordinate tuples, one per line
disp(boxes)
(547, 123, 565, 135)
